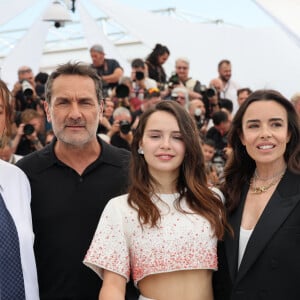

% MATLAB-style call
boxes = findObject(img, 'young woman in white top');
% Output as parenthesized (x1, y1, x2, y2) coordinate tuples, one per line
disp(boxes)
(84, 100, 230, 300)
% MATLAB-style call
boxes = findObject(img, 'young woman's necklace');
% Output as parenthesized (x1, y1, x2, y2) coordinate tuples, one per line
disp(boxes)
(250, 168, 286, 194)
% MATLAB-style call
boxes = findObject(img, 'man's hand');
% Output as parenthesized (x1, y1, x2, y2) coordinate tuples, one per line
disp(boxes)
(120, 130, 133, 145)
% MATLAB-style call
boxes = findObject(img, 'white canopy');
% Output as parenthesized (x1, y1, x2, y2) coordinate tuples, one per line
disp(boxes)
(0, 0, 299, 98)
(254, 0, 300, 48)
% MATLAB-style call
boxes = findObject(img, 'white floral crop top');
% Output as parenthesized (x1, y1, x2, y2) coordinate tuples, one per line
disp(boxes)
(83, 193, 218, 287)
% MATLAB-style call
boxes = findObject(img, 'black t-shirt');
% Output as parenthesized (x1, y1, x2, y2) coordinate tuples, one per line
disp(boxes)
(17, 138, 138, 300)
(91, 58, 122, 91)
(110, 133, 131, 151)
(16, 133, 45, 156)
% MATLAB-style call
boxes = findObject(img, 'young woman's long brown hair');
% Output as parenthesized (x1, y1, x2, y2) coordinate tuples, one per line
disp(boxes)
(128, 100, 229, 240)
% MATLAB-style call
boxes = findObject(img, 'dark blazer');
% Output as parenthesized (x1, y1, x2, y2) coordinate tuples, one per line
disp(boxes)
(213, 170, 300, 300)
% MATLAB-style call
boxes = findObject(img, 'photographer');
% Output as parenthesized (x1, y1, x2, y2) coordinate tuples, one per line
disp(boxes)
(12, 109, 45, 156)
(173, 57, 203, 100)
(206, 110, 231, 152)
(107, 107, 133, 151)
(188, 98, 208, 138)
(196, 83, 220, 121)
(11, 66, 43, 113)
(205, 110, 232, 177)
(131, 58, 157, 101)
(112, 78, 132, 111)
(90, 44, 123, 98)
(34, 71, 49, 100)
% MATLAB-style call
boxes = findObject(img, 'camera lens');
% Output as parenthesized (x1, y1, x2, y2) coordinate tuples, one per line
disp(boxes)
(206, 88, 216, 98)
(119, 120, 131, 134)
(23, 124, 35, 135)
(116, 84, 130, 98)
(21, 80, 34, 97)
(135, 71, 144, 81)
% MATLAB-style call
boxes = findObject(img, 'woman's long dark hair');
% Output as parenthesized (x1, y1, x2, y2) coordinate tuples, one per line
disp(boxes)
(145, 44, 170, 84)
(223, 89, 300, 213)
(128, 100, 230, 240)
(146, 43, 170, 66)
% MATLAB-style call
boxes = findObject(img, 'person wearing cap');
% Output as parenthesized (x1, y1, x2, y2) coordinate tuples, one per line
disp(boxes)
(90, 44, 123, 97)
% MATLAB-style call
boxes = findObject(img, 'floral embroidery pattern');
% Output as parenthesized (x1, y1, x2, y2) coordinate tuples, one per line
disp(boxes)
(84, 194, 217, 286)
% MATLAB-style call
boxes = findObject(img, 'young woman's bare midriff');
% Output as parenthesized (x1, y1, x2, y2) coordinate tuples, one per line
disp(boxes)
(138, 269, 214, 300)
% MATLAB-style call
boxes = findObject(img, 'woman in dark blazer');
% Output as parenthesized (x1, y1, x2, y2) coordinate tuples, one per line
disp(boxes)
(213, 89, 300, 300)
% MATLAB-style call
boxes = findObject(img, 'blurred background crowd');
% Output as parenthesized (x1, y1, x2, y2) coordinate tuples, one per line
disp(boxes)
(2, 41, 300, 188)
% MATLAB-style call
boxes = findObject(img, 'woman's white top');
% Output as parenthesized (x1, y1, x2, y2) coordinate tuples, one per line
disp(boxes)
(0, 159, 39, 300)
(238, 227, 253, 269)
(84, 193, 218, 287)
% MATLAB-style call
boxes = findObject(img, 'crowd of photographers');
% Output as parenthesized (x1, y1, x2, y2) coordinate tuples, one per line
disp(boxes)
(88, 43, 247, 185)
(5, 42, 300, 186)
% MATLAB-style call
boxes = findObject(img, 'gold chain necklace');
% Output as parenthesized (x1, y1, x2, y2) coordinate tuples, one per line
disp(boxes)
(254, 168, 286, 181)
(250, 169, 286, 194)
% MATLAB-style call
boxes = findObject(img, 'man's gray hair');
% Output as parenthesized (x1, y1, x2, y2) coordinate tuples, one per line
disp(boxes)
(113, 106, 131, 118)
(175, 57, 190, 67)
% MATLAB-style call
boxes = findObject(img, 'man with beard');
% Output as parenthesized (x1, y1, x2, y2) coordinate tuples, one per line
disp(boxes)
(217, 59, 240, 114)
(17, 62, 138, 300)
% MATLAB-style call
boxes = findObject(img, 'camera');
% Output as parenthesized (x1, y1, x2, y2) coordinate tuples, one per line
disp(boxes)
(23, 124, 35, 135)
(168, 74, 180, 89)
(135, 71, 145, 81)
(116, 84, 130, 98)
(119, 120, 131, 134)
(206, 87, 217, 98)
(199, 85, 217, 98)
(21, 80, 34, 97)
